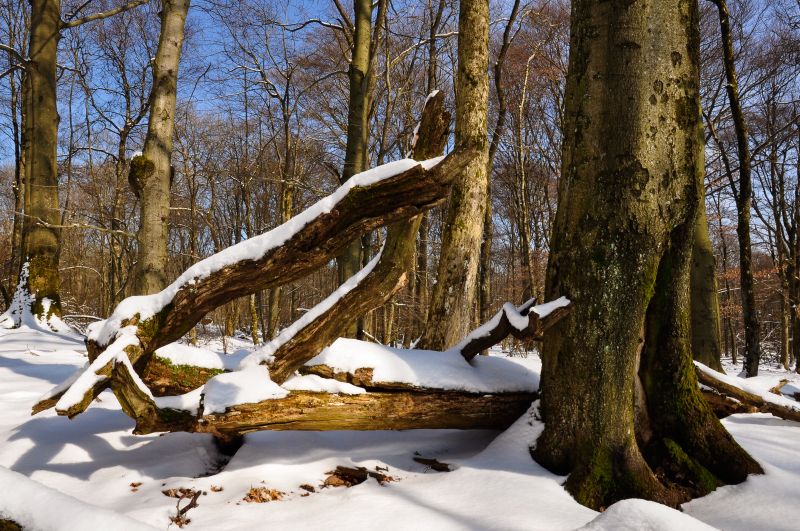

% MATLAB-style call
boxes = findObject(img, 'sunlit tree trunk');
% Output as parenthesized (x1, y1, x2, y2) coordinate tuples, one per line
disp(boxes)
(419, 0, 490, 350)
(129, 0, 190, 295)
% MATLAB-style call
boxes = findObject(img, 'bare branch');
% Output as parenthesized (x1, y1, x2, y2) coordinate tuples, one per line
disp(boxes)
(61, 0, 150, 29)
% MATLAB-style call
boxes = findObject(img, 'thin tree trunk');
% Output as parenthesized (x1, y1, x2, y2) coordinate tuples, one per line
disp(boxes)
(336, 0, 385, 336)
(710, 0, 761, 376)
(419, 0, 490, 350)
(481, 0, 521, 326)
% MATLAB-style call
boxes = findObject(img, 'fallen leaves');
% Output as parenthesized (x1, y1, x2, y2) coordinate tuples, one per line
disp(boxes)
(243, 487, 284, 503)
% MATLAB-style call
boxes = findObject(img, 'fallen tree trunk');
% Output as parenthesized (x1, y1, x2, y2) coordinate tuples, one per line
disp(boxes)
(35, 143, 473, 417)
(109, 357, 536, 439)
(695, 363, 800, 423)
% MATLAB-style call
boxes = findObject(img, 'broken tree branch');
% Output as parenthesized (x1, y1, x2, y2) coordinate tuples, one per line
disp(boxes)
(35, 145, 475, 417)
(695, 363, 800, 423)
(457, 298, 571, 361)
(262, 90, 450, 383)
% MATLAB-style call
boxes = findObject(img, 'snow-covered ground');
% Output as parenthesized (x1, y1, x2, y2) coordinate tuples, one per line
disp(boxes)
(1, 326, 799, 530)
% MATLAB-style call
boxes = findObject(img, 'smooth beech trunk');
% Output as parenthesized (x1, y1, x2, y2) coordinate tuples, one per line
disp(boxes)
(23, 0, 63, 319)
(691, 197, 724, 371)
(419, 0, 490, 350)
(130, 0, 190, 295)
(532, 0, 760, 510)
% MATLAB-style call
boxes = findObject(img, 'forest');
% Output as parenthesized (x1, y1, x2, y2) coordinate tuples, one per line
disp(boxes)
(0, 0, 798, 529)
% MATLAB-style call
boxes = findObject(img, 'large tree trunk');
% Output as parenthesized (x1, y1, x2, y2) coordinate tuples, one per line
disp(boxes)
(129, 0, 190, 295)
(691, 197, 724, 371)
(419, 0, 490, 350)
(711, 0, 761, 376)
(532, 0, 761, 510)
(22, 0, 63, 320)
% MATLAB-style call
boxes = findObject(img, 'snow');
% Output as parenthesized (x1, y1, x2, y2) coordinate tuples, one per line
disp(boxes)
(52, 332, 140, 412)
(2, 326, 800, 530)
(282, 374, 366, 395)
(155, 342, 247, 371)
(0, 466, 156, 531)
(0, 263, 73, 334)
(306, 338, 540, 392)
(202, 365, 288, 414)
(781, 381, 800, 397)
(579, 499, 716, 530)
(531, 296, 571, 317)
(87, 156, 444, 348)
(682, 412, 800, 530)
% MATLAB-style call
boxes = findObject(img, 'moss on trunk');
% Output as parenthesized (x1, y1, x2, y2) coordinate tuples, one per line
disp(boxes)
(532, 0, 761, 510)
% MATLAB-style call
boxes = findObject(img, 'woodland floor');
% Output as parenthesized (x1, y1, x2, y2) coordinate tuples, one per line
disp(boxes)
(0, 326, 798, 530)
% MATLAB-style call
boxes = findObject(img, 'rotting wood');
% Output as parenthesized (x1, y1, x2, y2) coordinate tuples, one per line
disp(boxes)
(323, 466, 394, 487)
(413, 456, 451, 472)
(695, 365, 800, 423)
(109, 352, 535, 438)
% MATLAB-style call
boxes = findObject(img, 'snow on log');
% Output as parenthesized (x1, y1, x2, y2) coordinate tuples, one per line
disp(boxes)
(694, 362, 800, 423)
(108, 357, 535, 438)
(303, 338, 540, 393)
(33, 138, 474, 417)
(455, 296, 570, 360)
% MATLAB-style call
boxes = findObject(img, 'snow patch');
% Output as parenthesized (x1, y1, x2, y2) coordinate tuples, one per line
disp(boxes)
(0, 466, 156, 530)
(202, 365, 288, 414)
(282, 374, 366, 395)
(306, 338, 540, 393)
(579, 499, 717, 530)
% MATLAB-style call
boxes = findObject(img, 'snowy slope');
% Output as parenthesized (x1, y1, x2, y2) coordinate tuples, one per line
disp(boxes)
(1, 327, 800, 530)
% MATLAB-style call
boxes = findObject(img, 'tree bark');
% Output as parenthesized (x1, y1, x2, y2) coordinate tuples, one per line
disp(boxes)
(419, 0, 490, 350)
(532, 0, 761, 510)
(691, 197, 724, 371)
(129, 0, 191, 295)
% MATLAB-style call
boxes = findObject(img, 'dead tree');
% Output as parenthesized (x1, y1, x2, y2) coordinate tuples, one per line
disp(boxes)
(33, 94, 474, 418)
